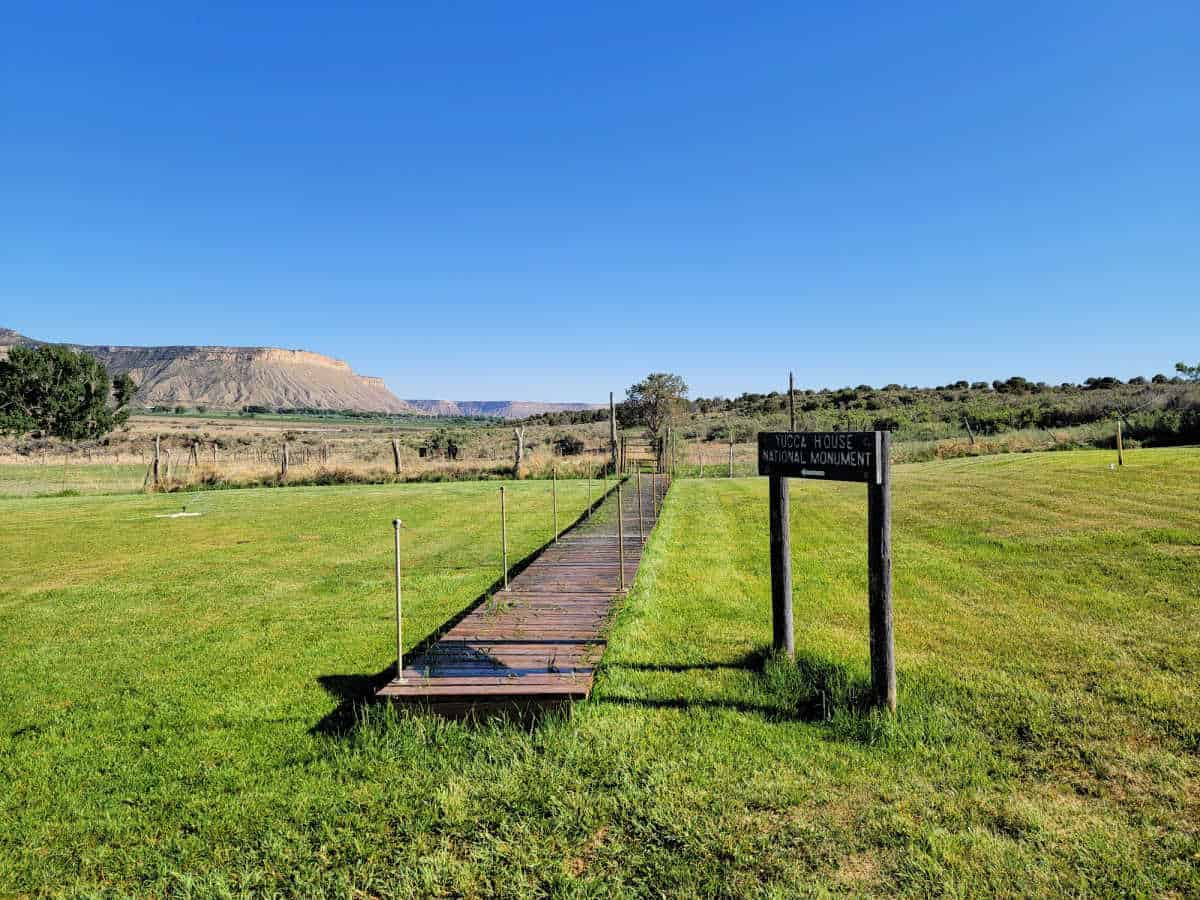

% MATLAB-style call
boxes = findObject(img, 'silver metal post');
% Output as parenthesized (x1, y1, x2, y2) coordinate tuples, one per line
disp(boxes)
(617, 479, 626, 591)
(637, 468, 644, 543)
(393, 518, 404, 682)
(500, 485, 509, 590)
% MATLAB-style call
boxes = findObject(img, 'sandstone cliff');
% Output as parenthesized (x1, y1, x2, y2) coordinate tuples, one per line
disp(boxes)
(0, 328, 416, 413)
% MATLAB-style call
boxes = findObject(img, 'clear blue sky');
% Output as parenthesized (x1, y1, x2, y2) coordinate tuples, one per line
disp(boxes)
(3, 2, 1197, 400)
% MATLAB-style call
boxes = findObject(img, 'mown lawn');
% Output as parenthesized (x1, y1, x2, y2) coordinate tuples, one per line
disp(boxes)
(0, 462, 149, 497)
(1, 450, 1198, 895)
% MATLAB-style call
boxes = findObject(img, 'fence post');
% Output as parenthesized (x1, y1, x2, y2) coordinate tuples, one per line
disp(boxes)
(500, 485, 509, 590)
(617, 479, 626, 591)
(587, 474, 592, 519)
(552, 467, 558, 543)
(728, 437, 734, 478)
(393, 518, 404, 681)
(789, 371, 796, 432)
(153, 436, 161, 486)
(281, 442, 290, 480)
(1116, 419, 1124, 466)
(392, 438, 402, 475)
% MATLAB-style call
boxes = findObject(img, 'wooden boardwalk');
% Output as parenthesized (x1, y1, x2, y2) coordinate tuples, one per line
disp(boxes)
(377, 473, 668, 717)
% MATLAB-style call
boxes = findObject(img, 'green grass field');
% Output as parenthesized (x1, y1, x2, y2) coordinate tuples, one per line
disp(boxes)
(0, 462, 149, 497)
(2, 449, 1198, 895)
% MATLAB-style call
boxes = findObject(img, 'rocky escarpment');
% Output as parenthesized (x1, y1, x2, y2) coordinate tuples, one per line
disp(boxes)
(1, 328, 604, 417)
(0, 328, 416, 413)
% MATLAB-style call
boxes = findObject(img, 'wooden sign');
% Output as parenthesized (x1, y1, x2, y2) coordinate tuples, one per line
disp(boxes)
(757, 431, 880, 483)
(760, 428, 896, 712)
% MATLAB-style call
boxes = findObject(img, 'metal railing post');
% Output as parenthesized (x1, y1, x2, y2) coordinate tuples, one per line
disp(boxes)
(617, 479, 626, 591)
(393, 518, 404, 682)
(500, 485, 509, 590)
(637, 469, 644, 543)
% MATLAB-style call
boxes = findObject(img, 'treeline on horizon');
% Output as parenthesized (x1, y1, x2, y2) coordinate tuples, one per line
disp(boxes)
(521, 372, 1200, 449)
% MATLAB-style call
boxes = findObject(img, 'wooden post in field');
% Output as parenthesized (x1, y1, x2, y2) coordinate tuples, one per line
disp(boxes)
(393, 518, 404, 681)
(768, 474, 794, 659)
(153, 436, 161, 486)
(962, 417, 976, 446)
(867, 431, 896, 712)
(552, 467, 558, 543)
(513, 427, 526, 477)
(699, 446, 704, 478)
(281, 442, 289, 480)
(212, 443, 219, 466)
(789, 371, 796, 432)
(392, 438, 402, 475)
(617, 479, 626, 591)
(728, 432, 734, 478)
(1116, 419, 1124, 466)
(189, 440, 199, 467)
(609, 392, 618, 473)
(500, 486, 509, 590)
(162, 448, 171, 480)
(587, 475, 592, 519)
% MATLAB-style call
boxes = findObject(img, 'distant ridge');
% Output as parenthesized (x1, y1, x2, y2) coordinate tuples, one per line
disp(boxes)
(0, 328, 605, 419)
(0, 327, 415, 414)
(405, 399, 604, 418)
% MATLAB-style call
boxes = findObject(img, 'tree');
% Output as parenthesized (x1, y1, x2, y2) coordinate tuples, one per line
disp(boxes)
(113, 372, 137, 408)
(0, 345, 133, 439)
(627, 373, 688, 470)
(1176, 361, 1200, 382)
(625, 373, 689, 439)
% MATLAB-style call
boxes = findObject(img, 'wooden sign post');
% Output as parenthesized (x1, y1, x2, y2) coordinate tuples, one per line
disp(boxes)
(757, 430, 896, 712)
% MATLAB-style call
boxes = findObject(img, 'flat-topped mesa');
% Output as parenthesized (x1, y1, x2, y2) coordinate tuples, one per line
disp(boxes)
(0, 327, 416, 414)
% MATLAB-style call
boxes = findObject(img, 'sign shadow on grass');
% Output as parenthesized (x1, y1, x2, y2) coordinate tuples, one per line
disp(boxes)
(596, 647, 886, 733)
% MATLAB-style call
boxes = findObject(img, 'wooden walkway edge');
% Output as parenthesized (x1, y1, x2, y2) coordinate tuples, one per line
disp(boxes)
(376, 474, 668, 717)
